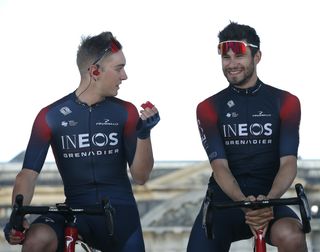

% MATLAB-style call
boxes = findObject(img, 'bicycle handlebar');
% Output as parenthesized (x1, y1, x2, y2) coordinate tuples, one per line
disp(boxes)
(211, 183, 311, 233)
(212, 197, 300, 209)
(203, 183, 312, 239)
(9, 194, 115, 236)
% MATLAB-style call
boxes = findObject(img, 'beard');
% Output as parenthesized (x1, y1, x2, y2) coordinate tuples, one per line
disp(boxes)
(223, 61, 255, 87)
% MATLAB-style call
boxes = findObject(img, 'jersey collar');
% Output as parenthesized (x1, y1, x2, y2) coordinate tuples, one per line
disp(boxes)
(230, 79, 263, 95)
(73, 91, 107, 107)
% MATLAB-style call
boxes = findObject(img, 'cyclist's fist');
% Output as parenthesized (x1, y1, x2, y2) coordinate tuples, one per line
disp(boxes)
(136, 101, 160, 139)
(3, 219, 29, 245)
(244, 195, 274, 237)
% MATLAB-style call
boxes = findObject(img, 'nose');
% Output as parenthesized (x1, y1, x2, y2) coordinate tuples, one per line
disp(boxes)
(223, 54, 239, 68)
(121, 69, 128, 80)
(228, 58, 238, 68)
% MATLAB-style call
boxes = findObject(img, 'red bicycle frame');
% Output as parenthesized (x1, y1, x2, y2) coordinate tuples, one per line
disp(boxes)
(64, 218, 79, 252)
(255, 229, 266, 252)
(9, 194, 114, 252)
(208, 183, 311, 252)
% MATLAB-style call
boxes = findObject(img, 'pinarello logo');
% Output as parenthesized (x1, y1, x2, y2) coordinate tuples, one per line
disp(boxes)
(65, 236, 73, 249)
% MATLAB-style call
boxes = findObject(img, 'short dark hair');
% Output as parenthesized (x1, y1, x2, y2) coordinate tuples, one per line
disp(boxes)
(218, 21, 260, 56)
(76, 31, 122, 75)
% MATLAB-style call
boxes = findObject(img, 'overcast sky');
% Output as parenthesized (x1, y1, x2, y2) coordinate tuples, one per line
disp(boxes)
(0, 0, 319, 162)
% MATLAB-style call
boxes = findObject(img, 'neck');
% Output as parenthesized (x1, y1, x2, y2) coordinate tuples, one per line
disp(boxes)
(233, 74, 258, 89)
(76, 80, 104, 106)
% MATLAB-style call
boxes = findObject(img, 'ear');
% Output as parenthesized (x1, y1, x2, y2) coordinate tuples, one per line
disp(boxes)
(88, 64, 100, 78)
(254, 50, 262, 65)
(93, 69, 100, 76)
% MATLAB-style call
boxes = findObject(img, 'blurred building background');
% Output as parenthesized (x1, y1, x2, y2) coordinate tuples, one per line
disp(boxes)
(1, 153, 320, 251)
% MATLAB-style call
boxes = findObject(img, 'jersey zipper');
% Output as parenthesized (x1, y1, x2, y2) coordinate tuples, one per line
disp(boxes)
(245, 94, 251, 154)
(88, 106, 98, 187)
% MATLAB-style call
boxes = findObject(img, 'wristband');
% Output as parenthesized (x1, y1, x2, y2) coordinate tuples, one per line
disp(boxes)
(3, 222, 12, 243)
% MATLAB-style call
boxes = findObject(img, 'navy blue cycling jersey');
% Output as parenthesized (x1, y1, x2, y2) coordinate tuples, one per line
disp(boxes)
(187, 80, 301, 252)
(197, 79, 301, 185)
(23, 91, 139, 205)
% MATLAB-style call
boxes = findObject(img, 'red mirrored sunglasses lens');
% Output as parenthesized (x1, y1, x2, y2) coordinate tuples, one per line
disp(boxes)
(218, 41, 246, 55)
(110, 38, 121, 53)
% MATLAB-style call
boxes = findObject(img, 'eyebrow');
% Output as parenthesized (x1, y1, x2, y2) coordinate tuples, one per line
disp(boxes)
(114, 63, 126, 68)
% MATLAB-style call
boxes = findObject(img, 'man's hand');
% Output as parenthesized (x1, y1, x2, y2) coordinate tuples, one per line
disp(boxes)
(3, 219, 29, 245)
(244, 195, 274, 238)
(136, 102, 160, 139)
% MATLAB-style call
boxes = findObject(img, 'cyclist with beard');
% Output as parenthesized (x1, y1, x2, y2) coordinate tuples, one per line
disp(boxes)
(187, 22, 308, 252)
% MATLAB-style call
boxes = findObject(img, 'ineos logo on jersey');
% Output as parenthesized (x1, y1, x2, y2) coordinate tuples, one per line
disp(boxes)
(223, 123, 272, 137)
(198, 119, 209, 150)
(61, 132, 118, 149)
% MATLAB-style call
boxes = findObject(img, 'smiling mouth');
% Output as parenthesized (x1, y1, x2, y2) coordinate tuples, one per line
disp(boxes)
(228, 69, 242, 76)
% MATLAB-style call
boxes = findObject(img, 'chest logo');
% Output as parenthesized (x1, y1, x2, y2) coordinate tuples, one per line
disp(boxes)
(96, 119, 119, 126)
(252, 111, 272, 117)
(226, 112, 238, 118)
(61, 120, 78, 127)
(227, 100, 235, 108)
(60, 106, 72, 116)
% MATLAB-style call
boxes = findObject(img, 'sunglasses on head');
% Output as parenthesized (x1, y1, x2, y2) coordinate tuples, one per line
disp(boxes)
(218, 40, 258, 55)
(91, 38, 121, 65)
